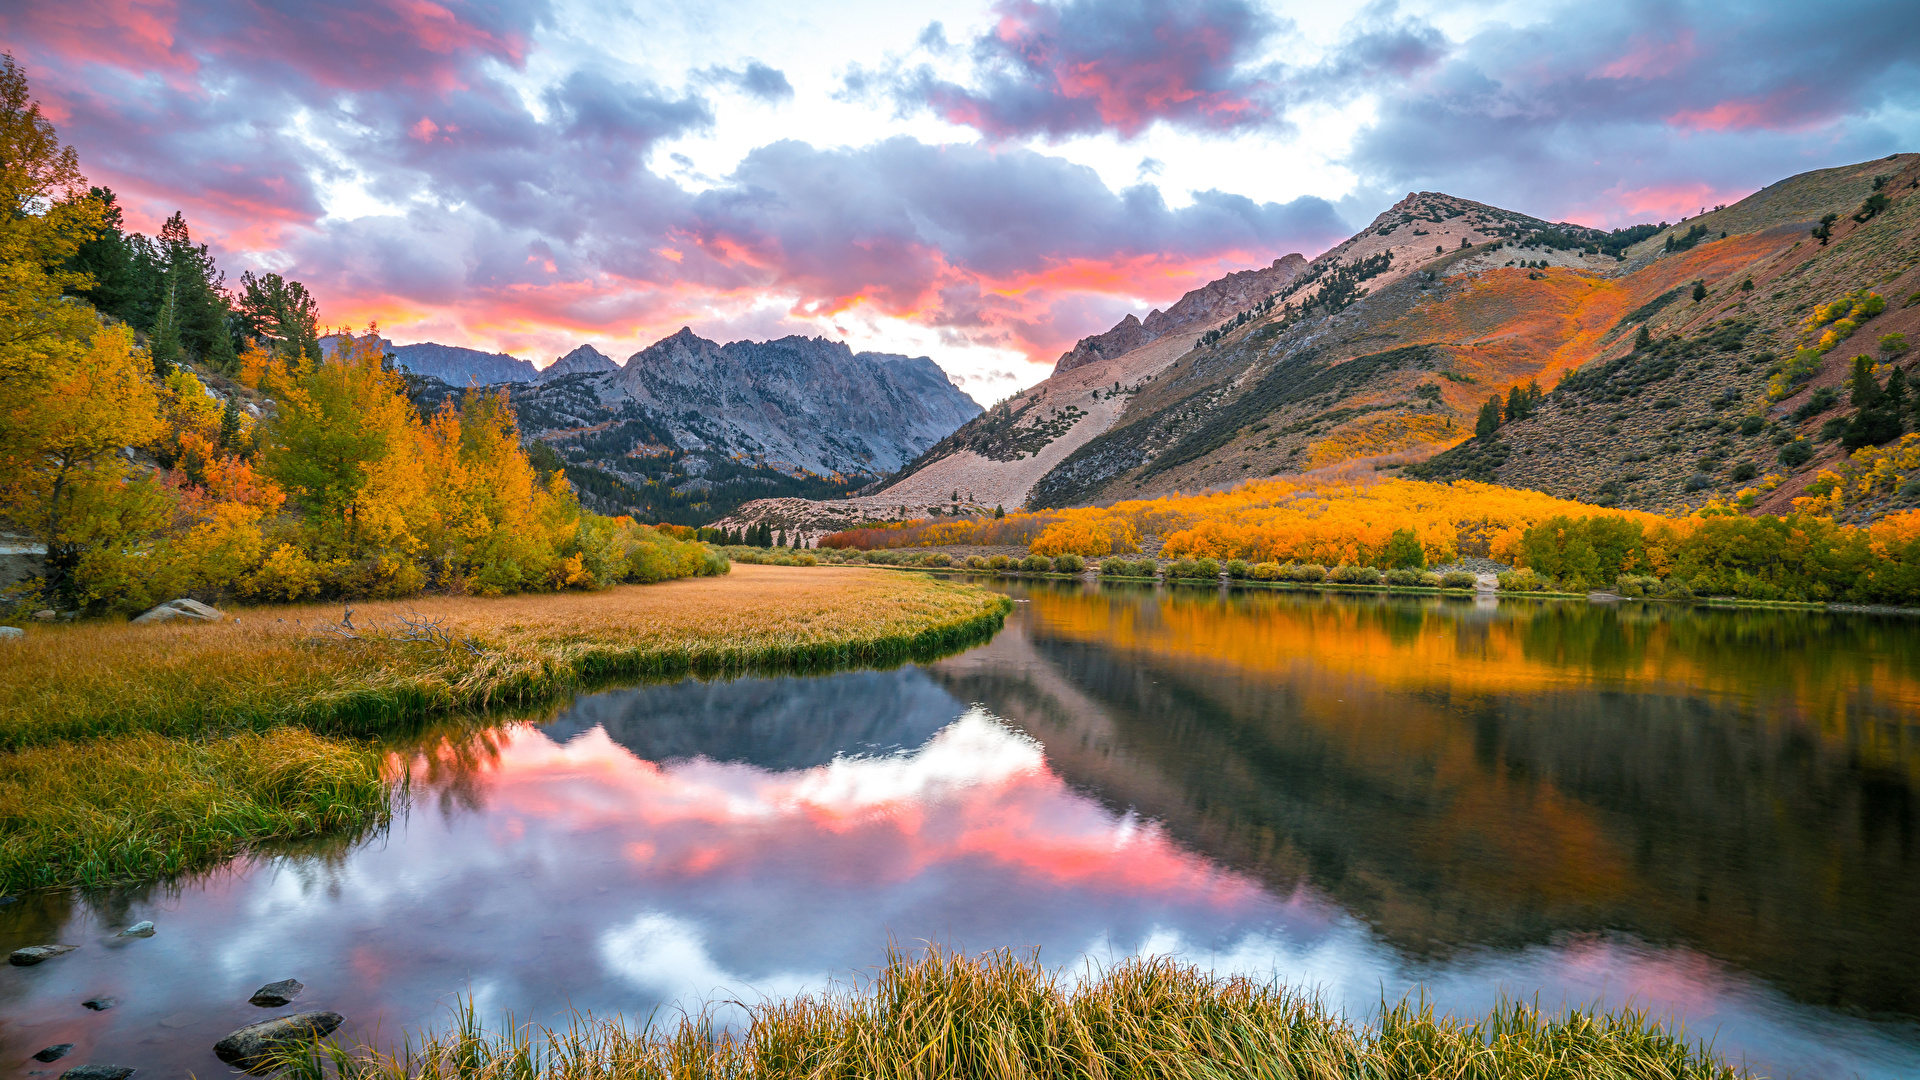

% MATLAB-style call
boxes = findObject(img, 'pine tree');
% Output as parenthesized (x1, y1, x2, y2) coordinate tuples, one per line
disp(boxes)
(1691, 280, 1707, 303)
(1475, 395, 1502, 439)
(1634, 325, 1652, 350)
(218, 394, 243, 451)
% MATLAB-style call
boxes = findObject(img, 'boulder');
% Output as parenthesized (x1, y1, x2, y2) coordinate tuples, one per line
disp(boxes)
(82, 996, 118, 1011)
(117, 920, 155, 937)
(0, 626, 21, 640)
(248, 978, 304, 1007)
(213, 1011, 344, 1072)
(32, 609, 55, 621)
(130, 598, 224, 625)
(32, 1045, 73, 1063)
(9, 943, 77, 966)
(60, 1068, 135, 1080)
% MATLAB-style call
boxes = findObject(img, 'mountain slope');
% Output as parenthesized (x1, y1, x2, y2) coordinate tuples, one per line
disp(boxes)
(1028, 155, 1920, 512)
(1053, 256, 1307, 374)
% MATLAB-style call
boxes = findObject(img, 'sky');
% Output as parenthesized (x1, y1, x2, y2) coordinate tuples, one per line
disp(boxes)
(6, 0, 1918, 402)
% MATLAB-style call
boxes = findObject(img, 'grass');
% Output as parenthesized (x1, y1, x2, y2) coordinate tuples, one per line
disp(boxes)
(272, 948, 1746, 1080)
(0, 565, 1012, 751)
(0, 566, 1011, 893)
(0, 728, 389, 893)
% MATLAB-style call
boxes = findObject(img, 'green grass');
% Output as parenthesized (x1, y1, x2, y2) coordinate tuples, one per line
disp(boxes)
(0, 728, 390, 893)
(270, 948, 1746, 1080)
(0, 566, 1010, 893)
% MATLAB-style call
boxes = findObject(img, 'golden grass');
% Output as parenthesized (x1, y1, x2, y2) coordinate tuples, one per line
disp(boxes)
(0, 727, 388, 892)
(0, 565, 1012, 750)
(274, 948, 1745, 1080)
(0, 567, 1008, 893)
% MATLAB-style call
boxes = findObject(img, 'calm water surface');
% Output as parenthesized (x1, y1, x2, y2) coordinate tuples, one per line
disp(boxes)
(5, 583, 1920, 1078)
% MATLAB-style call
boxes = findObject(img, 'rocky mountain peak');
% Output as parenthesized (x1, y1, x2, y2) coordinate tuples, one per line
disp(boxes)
(539, 343, 620, 381)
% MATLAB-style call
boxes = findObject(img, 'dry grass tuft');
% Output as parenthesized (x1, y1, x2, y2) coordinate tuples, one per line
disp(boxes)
(271, 947, 1746, 1080)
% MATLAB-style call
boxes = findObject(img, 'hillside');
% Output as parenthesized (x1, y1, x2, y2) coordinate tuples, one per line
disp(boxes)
(411, 328, 982, 526)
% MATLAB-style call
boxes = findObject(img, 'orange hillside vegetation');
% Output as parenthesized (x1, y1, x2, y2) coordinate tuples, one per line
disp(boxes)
(825, 471, 1673, 565)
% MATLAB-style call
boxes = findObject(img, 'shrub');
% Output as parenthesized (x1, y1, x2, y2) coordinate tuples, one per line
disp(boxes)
(1166, 558, 1198, 578)
(986, 555, 1011, 571)
(1882, 332, 1910, 355)
(1224, 558, 1251, 579)
(1778, 439, 1814, 467)
(1053, 553, 1085, 573)
(1498, 569, 1551, 592)
(1192, 557, 1221, 579)
(1739, 414, 1765, 436)
(922, 552, 952, 568)
(1099, 558, 1129, 576)
(1382, 568, 1424, 586)
(1684, 472, 1714, 491)
(966, 555, 988, 570)
(1381, 527, 1425, 569)
(1020, 553, 1053, 572)
(1615, 574, 1661, 598)
(1250, 561, 1283, 581)
(1730, 462, 1758, 482)
(1287, 563, 1328, 583)
(1330, 564, 1382, 585)
(1440, 570, 1478, 589)
(1417, 570, 1443, 586)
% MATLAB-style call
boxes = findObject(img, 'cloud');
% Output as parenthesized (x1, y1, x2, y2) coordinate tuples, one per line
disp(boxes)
(701, 60, 795, 103)
(1334, 0, 1920, 225)
(860, 0, 1285, 141)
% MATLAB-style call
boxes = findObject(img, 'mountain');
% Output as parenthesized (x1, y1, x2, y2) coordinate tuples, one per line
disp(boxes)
(539, 343, 620, 380)
(1053, 255, 1308, 375)
(319, 334, 540, 384)
(410, 328, 982, 526)
(712, 152, 1920, 533)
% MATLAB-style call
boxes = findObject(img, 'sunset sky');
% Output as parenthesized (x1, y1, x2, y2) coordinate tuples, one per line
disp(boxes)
(7, 0, 1917, 402)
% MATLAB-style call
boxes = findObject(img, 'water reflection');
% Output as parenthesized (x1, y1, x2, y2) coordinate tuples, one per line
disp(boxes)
(3, 587, 1918, 1079)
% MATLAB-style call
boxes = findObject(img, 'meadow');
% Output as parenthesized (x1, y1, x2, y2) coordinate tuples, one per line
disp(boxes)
(0, 566, 1011, 892)
(272, 948, 1744, 1080)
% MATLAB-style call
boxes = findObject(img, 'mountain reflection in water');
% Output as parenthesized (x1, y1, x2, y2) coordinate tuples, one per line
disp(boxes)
(2, 584, 1917, 1079)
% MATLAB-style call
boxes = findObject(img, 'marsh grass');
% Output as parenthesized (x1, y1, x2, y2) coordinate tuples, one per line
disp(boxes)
(270, 948, 1745, 1080)
(0, 566, 1011, 751)
(0, 728, 390, 892)
(0, 567, 1008, 893)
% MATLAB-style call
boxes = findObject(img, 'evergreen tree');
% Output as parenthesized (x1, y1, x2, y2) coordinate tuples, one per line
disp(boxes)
(1475, 395, 1502, 439)
(1691, 280, 1707, 303)
(65, 187, 144, 324)
(218, 394, 243, 451)
(1634, 325, 1652, 350)
(238, 270, 321, 364)
(1842, 356, 1906, 449)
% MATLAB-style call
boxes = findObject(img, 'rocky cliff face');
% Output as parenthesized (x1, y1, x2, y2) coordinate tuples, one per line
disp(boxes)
(540, 344, 620, 380)
(606, 329, 980, 476)
(410, 327, 983, 525)
(1051, 255, 1309, 375)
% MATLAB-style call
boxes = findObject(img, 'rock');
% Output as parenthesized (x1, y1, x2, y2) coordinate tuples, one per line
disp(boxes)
(32, 1046, 73, 1063)
(0, 626, 22, 640)
(213, 1011, 344, 1071)
(248, 978, 304, 1007)
(32, 609, 55, 621)
(82, 996, 118, 1011)
(117, 920, 155, 937)
(158, 1012, 197, 1029)
(10, 944, 78, 966)
(129, 598, 224, 625)
(59, 1068, 134, 1080)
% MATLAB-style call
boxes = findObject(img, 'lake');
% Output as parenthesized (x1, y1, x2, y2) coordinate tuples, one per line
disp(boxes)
(5, 581, 1920, 1077)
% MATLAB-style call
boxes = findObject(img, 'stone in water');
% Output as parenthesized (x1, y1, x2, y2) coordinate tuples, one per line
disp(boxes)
(32, 1046, 73, 1063)
(213, 1011, 344, 1072)
(82, 996, 118, 1011)
(59, 1068, 135, 1080)
(117, 921, 155, 937)
(9, 944, 77, 966)
(249, 978, 304, 1007)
